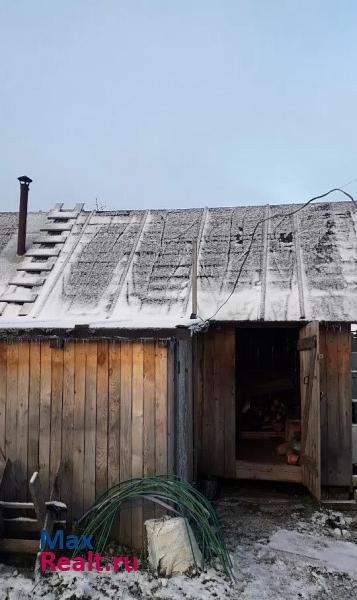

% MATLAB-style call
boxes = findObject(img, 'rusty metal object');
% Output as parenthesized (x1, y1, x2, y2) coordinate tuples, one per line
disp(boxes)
(17, 175, 32, 256)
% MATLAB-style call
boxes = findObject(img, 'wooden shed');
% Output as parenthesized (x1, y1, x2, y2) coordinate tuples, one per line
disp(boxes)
(0, 199, 356, 544)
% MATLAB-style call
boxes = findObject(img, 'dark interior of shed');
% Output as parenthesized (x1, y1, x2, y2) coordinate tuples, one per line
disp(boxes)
(236, 327, 301, 470)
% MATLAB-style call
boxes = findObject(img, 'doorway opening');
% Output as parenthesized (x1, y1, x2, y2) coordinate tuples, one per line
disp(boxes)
(236, 327, 302, 483)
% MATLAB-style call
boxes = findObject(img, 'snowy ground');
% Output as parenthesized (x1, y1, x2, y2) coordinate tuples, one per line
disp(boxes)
(0, 484, 357, 599)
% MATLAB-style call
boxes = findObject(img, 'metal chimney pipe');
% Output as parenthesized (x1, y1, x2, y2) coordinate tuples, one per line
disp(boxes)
(17, 175, 32, 256)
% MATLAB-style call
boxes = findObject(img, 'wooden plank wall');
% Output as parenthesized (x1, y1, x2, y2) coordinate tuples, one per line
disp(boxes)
(197, 326, 236, 478)
(0, 338, 171, 548)
(320, 323, 352, 487)
(175, 339, 193, 481)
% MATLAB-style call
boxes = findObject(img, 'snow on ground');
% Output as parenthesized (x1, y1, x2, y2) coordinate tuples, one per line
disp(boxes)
(0, 489, 356, 599)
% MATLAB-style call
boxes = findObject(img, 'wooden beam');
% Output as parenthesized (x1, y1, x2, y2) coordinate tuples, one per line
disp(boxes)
(184, 207, 207, 316)
(25, 248, 60, 258)
(10, 275, 45, 287)
(4, 517, 40, 534)
(0, 501, 34, 510)
(16, 262, 54, 272)
(236, 460, 302, 483)
(29, 471, 46, 527)
(40, 223, 73, 232)
(0, 327, 188, 342)
(50, 461, 65, 501)
(0, 538, 39, 554)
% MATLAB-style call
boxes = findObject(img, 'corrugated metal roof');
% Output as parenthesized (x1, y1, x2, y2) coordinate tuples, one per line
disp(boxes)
(0, 200, 356, 328)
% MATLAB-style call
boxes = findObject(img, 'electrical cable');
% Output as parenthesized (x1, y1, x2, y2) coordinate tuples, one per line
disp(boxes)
(200, 187, 356, 323)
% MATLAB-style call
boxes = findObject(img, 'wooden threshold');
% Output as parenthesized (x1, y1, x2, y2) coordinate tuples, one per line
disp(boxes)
(236, 460, 302, 483)
(321, 499, 357, 511)
(239, 431, 283, 440)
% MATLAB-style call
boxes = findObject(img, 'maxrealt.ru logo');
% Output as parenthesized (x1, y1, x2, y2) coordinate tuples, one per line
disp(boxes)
(41, 530, 138, 572)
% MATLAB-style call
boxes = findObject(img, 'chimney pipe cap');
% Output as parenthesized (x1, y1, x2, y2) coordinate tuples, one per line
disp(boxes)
(18, 175, 32, 185)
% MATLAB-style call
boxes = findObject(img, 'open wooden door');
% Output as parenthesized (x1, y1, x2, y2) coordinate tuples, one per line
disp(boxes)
(198, 326, 236, 478)
(298, 321, 321, 500)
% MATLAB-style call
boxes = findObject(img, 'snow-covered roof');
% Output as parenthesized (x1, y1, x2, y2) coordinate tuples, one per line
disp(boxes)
(0, 200, 356, 329)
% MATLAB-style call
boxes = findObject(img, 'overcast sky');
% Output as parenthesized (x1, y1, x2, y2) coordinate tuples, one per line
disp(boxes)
(1, 1, 356, 212)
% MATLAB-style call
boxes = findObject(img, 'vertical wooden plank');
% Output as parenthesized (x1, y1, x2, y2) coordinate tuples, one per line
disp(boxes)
(62, 342, 75, 522)
(175, 339, 193, 480)
(50, 347, 63, 485)
(72, 342, 86, 521)
(5, 345, 18, 475)
(155, 342, 168, 475)
(154, 341, 168, 523)
(131, 343, 144, 478)
(217, 327, 236, 477)
(299, 321, 320, 500)
(167, 341, 175, 476)
(312, 323, 321, 499)
(321, 323, 353, 487)
(39, 343, 51, 500)
(84, 343, 97, 511)
(96, 341, 109, 499)
(108, 342, 120, 488)
(143, 342, 156, 524)
(143, 342, 156, 477)
(226, 328, 236, 478)
(131, 342, 144, 549)
(120, 342, 132, 545)
(337, 324, 352, 485)
(212, 334, 225, 474)
(108, 341, 121, 541)
(193, 335, 203, 481)
(120, 342, 133, 544)
(28, 342, 41, 494)
(120, 342, 133, 481)
(319, 325, 328, 486)
(16, 342, 29, 500)
(199, 327, 236, 479)
(326, 324, 339, 486)
(184, 339, 193, 481)
(201, 332, 214, 475)
(0, 343, 7, 459)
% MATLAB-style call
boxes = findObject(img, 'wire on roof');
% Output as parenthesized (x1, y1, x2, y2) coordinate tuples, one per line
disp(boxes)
(200, 186, 356, 323)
